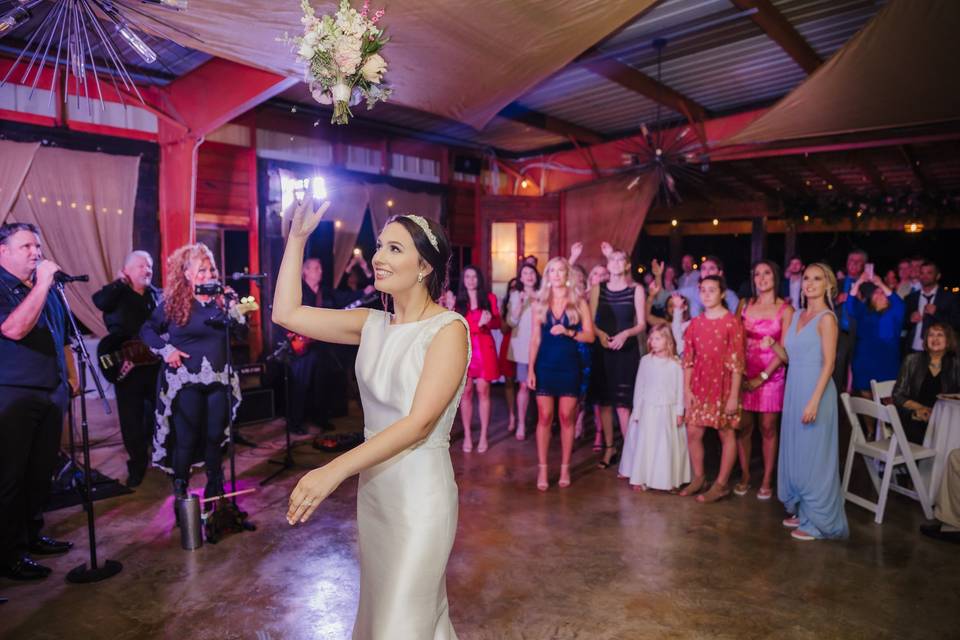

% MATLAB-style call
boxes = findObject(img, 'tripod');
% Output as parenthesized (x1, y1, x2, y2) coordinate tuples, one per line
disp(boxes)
(56, 284, 122, 584)
(260, 341, 313, 486)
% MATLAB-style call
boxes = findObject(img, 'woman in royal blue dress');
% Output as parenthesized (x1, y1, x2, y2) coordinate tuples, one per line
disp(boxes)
(528, 257, 595, 491)
(768, 262, 849, 541)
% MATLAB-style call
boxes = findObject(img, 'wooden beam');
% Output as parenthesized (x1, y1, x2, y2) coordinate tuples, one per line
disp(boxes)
(713, 162, 781, 199)
(498, 103, 607, 145)
(644, 215, 956, 236)
(752, 159, 809, 196)
(899, 145, 938, 192)
(802, 155, 849, 196)
(728, 0, 823, 74)
(582, 58, 708, 122)
(852, 152, 886, 192)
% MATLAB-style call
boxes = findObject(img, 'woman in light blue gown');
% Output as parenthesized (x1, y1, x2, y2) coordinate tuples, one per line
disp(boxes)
(769, 262, 849, 541)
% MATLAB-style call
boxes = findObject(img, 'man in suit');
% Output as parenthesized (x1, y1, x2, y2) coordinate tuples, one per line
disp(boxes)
(834, 249, 868, 392)
(903, 261, 960, 353)
(780, 255, 804, 309)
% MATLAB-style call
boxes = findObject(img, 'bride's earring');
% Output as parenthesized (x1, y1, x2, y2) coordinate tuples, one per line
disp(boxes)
(417, 272, 424, 284)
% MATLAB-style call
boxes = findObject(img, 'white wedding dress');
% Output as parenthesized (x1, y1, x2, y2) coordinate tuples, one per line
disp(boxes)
(352, 309, 470, 640)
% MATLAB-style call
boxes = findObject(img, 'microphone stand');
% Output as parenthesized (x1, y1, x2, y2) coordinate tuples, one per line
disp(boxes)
(56, 283, 122, 584)
(260, 341, 312, 486)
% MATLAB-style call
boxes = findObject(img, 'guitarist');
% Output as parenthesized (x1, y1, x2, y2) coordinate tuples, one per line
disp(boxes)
(92, 250, 161, 488)
(284, 258, 341, 435)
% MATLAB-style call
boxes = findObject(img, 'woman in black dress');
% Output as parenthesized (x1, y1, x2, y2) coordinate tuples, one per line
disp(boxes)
(589, 248, 646, 469)
(893, 322, 960, 444)
(141, 243, 251, 503)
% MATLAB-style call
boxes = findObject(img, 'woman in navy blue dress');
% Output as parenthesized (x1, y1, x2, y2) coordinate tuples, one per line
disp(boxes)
(528, 257, 595, 491)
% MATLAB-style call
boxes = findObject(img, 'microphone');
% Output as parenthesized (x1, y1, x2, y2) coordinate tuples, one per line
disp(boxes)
(228, 272, 268, 281)
(54, 271, 90, 284)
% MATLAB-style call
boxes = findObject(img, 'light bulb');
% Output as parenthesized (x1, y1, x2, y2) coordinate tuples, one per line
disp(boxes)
(118, 26, 157, 63)
(0, 7, 30, 39)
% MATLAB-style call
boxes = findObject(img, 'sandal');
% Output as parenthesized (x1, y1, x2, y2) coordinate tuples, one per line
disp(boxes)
(733, 480, 751, 497)
(537, 464, 549, 491)
(558, 464, 571, 488)
(782, 516, 800, 528)
(678, 475, 706, 497)
(696, 482, 730, 503)
(791, 529, 816, 541)
(757, 487, 773, 501)
(597, 445, 618, 469)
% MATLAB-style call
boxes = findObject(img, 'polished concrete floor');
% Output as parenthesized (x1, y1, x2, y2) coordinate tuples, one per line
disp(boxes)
(1, 389, 957, 639)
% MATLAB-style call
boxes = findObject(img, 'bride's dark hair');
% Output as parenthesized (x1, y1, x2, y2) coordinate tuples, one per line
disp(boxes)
(385, 215, 451, 301)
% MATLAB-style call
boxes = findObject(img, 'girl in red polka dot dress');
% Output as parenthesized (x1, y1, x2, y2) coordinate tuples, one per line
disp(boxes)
(680, 275, 745, 503)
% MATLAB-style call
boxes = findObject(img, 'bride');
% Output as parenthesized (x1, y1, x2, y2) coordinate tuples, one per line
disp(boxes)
(274, 197, 469, 639)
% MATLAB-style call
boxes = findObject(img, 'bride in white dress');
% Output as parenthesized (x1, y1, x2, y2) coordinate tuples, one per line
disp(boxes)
(273, 198, 470, 639)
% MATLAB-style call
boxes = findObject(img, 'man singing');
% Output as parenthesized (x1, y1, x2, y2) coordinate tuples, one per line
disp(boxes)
(93, 251, 162, 488)
(0, 223, 77, 581)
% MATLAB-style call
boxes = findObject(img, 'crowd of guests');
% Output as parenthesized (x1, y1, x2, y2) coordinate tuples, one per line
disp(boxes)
(449, 244, 960, 542)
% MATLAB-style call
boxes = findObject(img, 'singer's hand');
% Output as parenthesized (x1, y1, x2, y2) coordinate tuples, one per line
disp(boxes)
(36, 260, 60, 287)
(165, 349, 190, 369)
(288, 198, 330, 240)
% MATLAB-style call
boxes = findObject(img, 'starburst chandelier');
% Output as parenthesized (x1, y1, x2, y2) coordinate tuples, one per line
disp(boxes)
(0, 0, 191, 108)
(620, 38, 707, 208)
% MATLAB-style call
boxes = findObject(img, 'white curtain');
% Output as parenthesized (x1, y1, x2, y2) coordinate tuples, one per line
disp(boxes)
(366, 182, 443, 233)
(10, 146, 140, 336)
(0, 140, 40, 222)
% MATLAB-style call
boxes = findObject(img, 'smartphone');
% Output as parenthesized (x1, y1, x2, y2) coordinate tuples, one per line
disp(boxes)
(865, 262, 875, 280)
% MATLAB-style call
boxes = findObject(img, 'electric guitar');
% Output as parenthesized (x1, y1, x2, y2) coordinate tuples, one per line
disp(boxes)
(96, 335, 160, 384)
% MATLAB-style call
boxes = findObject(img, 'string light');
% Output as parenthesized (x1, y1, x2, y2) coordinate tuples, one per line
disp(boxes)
(712, 218, 719, 226)
(56, 199, 62, 207)
(803, 214, 810, 222)
(386, 199, 394, 208)
(70, 202, 77, 209)
(84, 204, 92, 211)
(520, 179, 529, 189)
(40, 196, 47, 203)
(116, 208, 123, 215)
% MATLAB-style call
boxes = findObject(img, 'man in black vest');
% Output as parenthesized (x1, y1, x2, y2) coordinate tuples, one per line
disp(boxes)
(93, 251, 162, 487)
(903, 261, 960, 353)
(0, 223, 77, 581)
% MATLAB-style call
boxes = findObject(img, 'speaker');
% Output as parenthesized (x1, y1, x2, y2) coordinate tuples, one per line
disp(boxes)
(453, 155, 481, 175)
(236, 388, 275, 425)
(237, 363, 265, 390)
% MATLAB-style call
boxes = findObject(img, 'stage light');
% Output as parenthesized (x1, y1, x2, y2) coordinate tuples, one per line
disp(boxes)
(0, 6, 31, 40)
(311, 176, 327, 200)
(670, 219, 678, 227)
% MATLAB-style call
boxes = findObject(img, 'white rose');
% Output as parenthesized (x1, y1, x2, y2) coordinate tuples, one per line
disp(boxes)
(360, 54, 387, 83)
(333, 36, 363, 75)
(298, 40, 315, 60)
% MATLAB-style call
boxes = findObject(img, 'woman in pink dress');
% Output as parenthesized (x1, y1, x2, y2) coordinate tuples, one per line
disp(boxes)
(736, 260, 793, 500)
(456, 265, 501, 453)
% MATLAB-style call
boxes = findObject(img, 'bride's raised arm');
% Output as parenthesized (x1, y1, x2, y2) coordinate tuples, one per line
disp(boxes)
(272, 198, 370, 345)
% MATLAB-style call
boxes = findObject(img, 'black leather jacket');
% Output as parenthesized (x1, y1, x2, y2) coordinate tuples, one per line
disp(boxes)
(892, 351, 960, 409)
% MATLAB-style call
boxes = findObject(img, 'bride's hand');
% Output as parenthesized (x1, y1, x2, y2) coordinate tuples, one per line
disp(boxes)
(287, 465, 342, 524)
(286, 198, 331, 241)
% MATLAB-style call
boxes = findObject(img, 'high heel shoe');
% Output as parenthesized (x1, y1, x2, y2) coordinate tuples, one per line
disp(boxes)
(558, 464, 571, 488)
(597, 445, 619, 469)
(537, 464, 549, 491)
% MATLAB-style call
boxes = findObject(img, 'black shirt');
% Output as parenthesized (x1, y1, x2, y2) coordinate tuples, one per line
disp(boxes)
(92, 279, 161, 340)
(0, 265, 69, 389)
(141, 299, 237, 374)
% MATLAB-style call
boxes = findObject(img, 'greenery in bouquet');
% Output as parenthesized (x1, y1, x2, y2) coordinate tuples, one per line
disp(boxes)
(295, 0, 391, 125)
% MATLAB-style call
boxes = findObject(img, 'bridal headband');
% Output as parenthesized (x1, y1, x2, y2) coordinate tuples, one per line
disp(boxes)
(402, 214, 439, 252)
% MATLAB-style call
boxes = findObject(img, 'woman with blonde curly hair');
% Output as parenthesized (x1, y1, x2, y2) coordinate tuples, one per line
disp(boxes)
(140, 243, 249, 506)
(528, 257, 595, 490)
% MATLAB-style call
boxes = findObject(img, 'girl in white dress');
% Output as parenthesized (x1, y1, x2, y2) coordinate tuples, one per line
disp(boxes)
(618, 324, 690, 491)
(275, 198, 470, 640)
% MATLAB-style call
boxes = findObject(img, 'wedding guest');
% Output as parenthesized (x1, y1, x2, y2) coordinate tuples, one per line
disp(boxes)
(499, 278, 518, 435)
(455, 265, 501, 453)
(505, 263, 540, 441)
(883, 269, 899, 292)
(662, 265, 677, 293)
(736, 260, 792, 500)
(903, 261, 959, 354)
(646, 261, 691, 356)
(896, 259, 915, 299)
(584, 263, 609, 450)
(677, 254, 699, 290)
(590, 248, 646, 469)
(893, 322, 960, 444)
(528, 257, 595, 490)
(680, 275, 745, 503)
(618, 324, 688, 492)
(770, 263, 848, 541)
(835, 249, 867, 391)
(780, 256, 804, 309)
(679, 256, 739, 317)
(846, 273, 905, 407)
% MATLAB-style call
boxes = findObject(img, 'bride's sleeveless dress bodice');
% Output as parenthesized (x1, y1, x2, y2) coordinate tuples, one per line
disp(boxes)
(352, 309, 470, 640)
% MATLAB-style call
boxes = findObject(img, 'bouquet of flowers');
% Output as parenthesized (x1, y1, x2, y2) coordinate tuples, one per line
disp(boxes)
(293, 0, 391, 125)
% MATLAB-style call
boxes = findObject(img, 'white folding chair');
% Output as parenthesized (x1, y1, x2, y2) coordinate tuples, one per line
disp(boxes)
(840, 393, 937, 523)
(870, 379, 896, 439)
